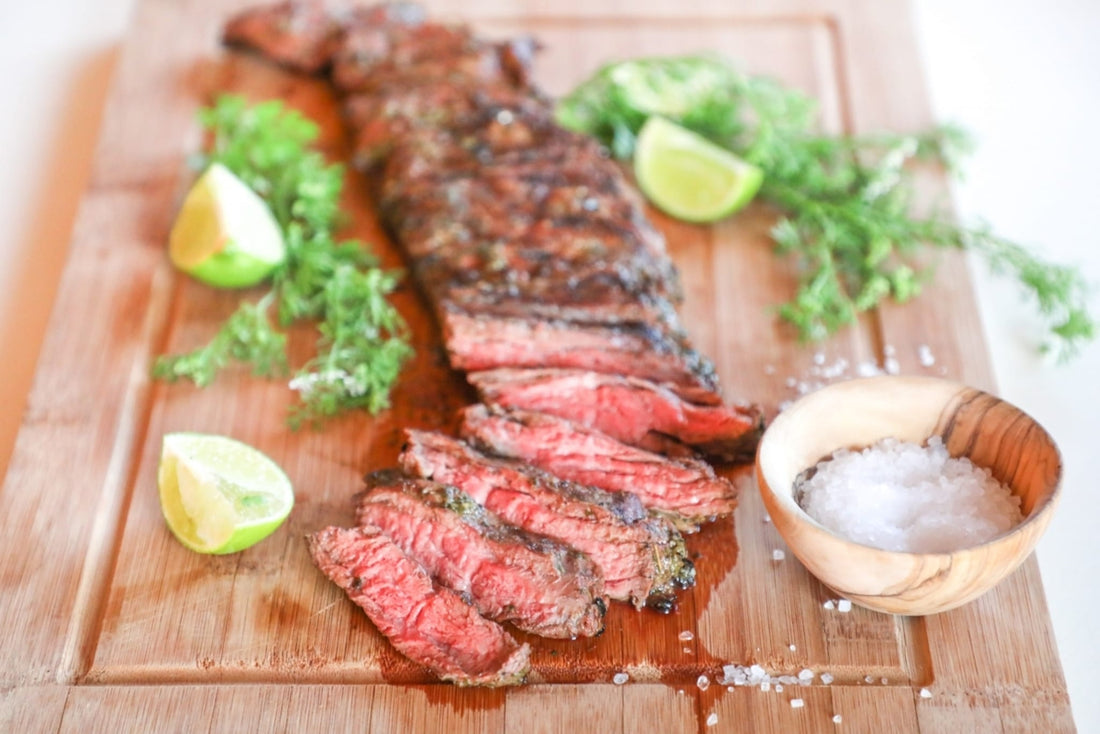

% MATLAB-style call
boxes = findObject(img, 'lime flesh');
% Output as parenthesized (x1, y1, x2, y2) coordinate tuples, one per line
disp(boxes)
(169, 162, 286, 289)
(634, 116, 764, 223)
(158, 433, 294, 555)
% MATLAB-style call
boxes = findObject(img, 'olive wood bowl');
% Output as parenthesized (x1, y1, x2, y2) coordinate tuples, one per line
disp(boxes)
(756, 376, 1062, 616)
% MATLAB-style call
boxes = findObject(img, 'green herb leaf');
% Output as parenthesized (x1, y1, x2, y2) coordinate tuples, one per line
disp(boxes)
(155, 95, 413, 422)
(557, 55, 1095, 361)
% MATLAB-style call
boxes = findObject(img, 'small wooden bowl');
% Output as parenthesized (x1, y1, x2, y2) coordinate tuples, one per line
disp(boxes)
(756, 376, 1062, 616)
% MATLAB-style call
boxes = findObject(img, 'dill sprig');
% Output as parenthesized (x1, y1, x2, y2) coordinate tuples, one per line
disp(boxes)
(154, 95, 413, 424)
(557, 55, 1095, 361)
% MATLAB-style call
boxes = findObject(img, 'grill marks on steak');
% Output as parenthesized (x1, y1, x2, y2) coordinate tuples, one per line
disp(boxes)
(307, 524, 531, 686)
(399, 429, 694, 610)
(356, 471, 606, 639)
(470, 368, 765, 462)
(460, 405, 739, 531)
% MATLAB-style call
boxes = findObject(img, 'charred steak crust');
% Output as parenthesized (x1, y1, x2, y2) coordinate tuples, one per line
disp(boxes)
(307, 524, 531, 686)
(357, 470, 607, 639)
(460, 404, 739, 531)
(399, 429, 694, 609)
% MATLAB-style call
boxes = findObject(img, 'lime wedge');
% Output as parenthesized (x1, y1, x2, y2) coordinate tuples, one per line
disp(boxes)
(634, 116, 764, 223)
(157, 433, 294, 554)
(169, 162, 286, 289)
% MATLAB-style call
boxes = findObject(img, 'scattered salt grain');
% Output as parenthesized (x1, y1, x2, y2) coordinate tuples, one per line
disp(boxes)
(763, 513, 772, 524)
(684, 647, 692, 653)
(837, 599, 852, 613)
(790, 698, 804, 709)
(918, 344, 936, 367)
(864, 676, 875, 684)
(823, 600, 836, 611)
(760, 681, 771, 692)
(920, 688, 933, 699)
(697, 675, 710, 691)
(813, 352, 826, 365)
(798, 668, 814, 683)
(706, 713, 719, 727)
(789, 644, 797, 652)
(881, 677, 888, 685)
(820, 672, 834, 685)
(856, 361, 883, 377)
(679, 630, 695, 642)
(772, 549, 786, 562)
(796, 436, 1024, 552)
(612, 672, 629, 685)
(775, 683, 784, 692)
(833, 714, 843, 724)
(884, 356, 900, 374)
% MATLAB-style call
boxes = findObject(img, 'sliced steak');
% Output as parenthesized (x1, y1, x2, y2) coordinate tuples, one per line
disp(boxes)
(460, 405, 738, 531)
(222, 1, 345, 73)
(441, 311, 720, 404)
(399, 430, 694, 610)
(357, 471, 606, 639)
(469, 368, 765, 462)
(307, 524, 530, 687)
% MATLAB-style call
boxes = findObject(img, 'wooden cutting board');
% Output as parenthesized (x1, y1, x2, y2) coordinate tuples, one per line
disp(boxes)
(0, 0, 1075, 731)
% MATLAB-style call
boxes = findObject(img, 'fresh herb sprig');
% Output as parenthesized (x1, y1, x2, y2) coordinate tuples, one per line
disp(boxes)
(153, 95, 413, 425)
(557, 55, 1095, 361)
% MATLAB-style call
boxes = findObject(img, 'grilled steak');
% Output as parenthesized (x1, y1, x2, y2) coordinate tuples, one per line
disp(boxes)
(460, 405, 738, 531)
(222, 1, 346, 73)
(307, 524, 530, 686)
(399, 429, 694, 610)
(357, 471, 606, 638)
(441, 311, 720, 404)
(469, 368, 764, 462)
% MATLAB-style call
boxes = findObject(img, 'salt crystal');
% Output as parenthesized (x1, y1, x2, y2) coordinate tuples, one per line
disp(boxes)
(798, 668, 814, 683)
(813, 352, 826, 365)
(679, 630, 695, 641)
(884, 356, 900, 374)
(796, 436, 1024, 553)
(612, 672, 629, 685)
(881, 677, 888, 684)
(785, 376, 798, 388)
(820, 672, 834, 685)
(760, 681, 771, 692)
(775, 683, 784, 692)
(918, 344, 935, 367)
(856, 361, 883, 377)
(697, 675, 710, 691)
(763, 514, 772, 524)
(706, 713, 718, 727)
(764, 364, 776, 375)
(884, 344, 896, 356)
(772, 549, 786, 561)
(833, 714, 843, 724)
(684, 647, 692, 653)
(837, 599, 852, 613)
(790, 698, 804, 709)
(789, 644, 797, 652)
(920, 688, 933, 699)
(823, 600, 836, 611)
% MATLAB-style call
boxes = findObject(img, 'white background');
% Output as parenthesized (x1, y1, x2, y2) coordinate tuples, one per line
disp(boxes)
(0, 0, 1096, 730)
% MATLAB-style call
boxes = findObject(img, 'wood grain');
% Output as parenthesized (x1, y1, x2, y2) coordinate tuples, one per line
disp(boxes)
(0, 0, 1074, 730)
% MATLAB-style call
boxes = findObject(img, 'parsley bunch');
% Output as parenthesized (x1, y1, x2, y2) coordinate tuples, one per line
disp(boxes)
(557, 56, 1094, 361)
(154, 96, 413, 426)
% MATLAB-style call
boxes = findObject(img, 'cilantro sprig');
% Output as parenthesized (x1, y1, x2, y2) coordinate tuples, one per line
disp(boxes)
(557, 55, 1095, 361)
(154, 95, 413, 426)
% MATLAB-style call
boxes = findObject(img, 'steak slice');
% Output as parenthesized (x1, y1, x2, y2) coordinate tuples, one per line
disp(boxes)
(460, 405, 738, 531)
(441, 311, 720, 404)
(399, 430, 694, 610)
(307, 524, 530, 687)
(222, 1, 345, 73)
(357, 471, 606, 639)
(469, 368, 765, 462)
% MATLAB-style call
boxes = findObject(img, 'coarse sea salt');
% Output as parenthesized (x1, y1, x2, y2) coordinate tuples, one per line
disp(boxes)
(796, 436, 1023, 553)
